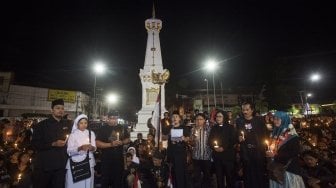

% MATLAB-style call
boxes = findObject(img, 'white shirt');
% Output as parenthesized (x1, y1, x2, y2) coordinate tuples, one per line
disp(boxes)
(66, 129, 96, 169)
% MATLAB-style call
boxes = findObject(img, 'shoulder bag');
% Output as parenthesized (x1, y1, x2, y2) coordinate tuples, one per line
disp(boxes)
(69, 130, 91, 183)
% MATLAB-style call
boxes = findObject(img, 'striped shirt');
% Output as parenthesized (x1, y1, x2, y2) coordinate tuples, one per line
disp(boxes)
(191, 124, 212, 160)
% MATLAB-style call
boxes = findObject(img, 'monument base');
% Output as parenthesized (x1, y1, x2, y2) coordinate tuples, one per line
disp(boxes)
(131, 108, 151, 141)
(131, 106, 167, 141)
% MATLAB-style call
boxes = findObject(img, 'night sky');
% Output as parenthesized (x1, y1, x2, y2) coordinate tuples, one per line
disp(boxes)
(2, 0, 336, 113)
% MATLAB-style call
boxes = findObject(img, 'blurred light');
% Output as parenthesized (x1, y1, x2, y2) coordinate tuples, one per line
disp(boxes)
(205, 59, 218, 72)
(307, 93, 312, 97)
(106, 93, 118, 104)
(310, 73, 321, 82)
(93, 62, 106, 75)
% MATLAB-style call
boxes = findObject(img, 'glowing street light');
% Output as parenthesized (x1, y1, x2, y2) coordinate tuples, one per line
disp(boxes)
(93, 62, 106, 75)
(310, 73, 321, 82)
(205, 59, 218, 108)
(106, 93, 118, 104)
(106, 93, 119, 112)
(307, 93, 312, 98)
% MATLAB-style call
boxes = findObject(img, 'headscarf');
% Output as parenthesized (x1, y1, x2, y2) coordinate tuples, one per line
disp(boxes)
(272, 111, 297, 137)
(127, 147, 140, 164)
(71, 114, 88, 133)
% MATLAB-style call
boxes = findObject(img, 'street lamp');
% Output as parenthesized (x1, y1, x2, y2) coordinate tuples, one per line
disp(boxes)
(93, 62, 106, 119)
(205, 59, 218, 108)
(310, 73, 321, 82)
(204, 79, 209, 112)
(106, 93, 118, 112)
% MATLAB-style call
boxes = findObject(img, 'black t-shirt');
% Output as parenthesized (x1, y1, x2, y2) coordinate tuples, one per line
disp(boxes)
(96, 124, 126, 161)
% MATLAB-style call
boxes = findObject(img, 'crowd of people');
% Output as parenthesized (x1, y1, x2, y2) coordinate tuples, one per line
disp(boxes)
(0, 98, 336, 188)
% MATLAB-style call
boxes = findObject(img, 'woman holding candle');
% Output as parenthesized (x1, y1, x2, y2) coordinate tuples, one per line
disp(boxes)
(65, 114, 96, 188)
(10, 151, 32, 188)
(266, 111, 305, 187)
(209, 110, 236, 188)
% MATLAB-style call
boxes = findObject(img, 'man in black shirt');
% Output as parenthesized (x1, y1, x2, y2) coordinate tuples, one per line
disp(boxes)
(96, 111, 129, 188)
(31, 99, 70, 188)
(236, 102, 267, 188)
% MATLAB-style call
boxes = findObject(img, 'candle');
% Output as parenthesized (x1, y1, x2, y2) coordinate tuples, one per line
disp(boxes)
(214, 140, 219, 148)
(265, 140, 270, 151)
(29, 158, 32, 163)
(241, 131, 245, 140)
(312, 143, 316, 147)
(14, 143, 18, 149)
(194, 130, 199, 137)
(17, 173, 22, 182)
(65, 134, 69, 142)
(116, 132, 120, 141)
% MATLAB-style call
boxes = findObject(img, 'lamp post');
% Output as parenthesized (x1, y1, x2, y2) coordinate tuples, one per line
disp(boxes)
(93, 62, 105, 119)
(204, 79, 210, 112)
(299, 73, 321, 116)
(205, 59, 218, 108)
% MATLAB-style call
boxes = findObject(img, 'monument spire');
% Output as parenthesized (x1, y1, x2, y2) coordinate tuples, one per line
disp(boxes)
(152, 3, 156, 18)
(134, 5, 168, 140)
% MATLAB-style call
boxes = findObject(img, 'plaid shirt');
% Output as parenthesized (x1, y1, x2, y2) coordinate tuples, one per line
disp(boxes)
(191, 124, 212, 160)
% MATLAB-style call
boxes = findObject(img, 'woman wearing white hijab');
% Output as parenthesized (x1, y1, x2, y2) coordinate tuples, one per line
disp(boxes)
(65, 114, 96, 188)
(127, 147, 140, 164)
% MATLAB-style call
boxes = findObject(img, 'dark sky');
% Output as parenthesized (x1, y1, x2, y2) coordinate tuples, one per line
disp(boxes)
(2, 0, 336, 111)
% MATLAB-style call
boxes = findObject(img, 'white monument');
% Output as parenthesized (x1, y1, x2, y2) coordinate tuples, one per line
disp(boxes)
(132, 7, 169, 140)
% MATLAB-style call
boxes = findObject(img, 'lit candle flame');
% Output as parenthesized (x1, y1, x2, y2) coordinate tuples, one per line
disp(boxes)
(265, 140, 270, 151)
(65, 134, 69, 142)
(14, 143, 18, 148)
(241, 131, 245, 140)
(18, 173, 22, 182)
(214, 140, 219, 148)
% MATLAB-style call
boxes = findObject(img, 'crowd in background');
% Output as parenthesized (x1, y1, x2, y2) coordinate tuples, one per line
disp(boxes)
(1, 105, 336, 188)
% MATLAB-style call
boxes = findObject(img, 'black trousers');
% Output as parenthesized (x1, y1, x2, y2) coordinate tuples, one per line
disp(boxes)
(242, 149, 267, 188)
(101, 160, 123, 188)
(214, 159, 235, 188)
(33, 168, 65, 188)
(192, 159, 212, 188)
